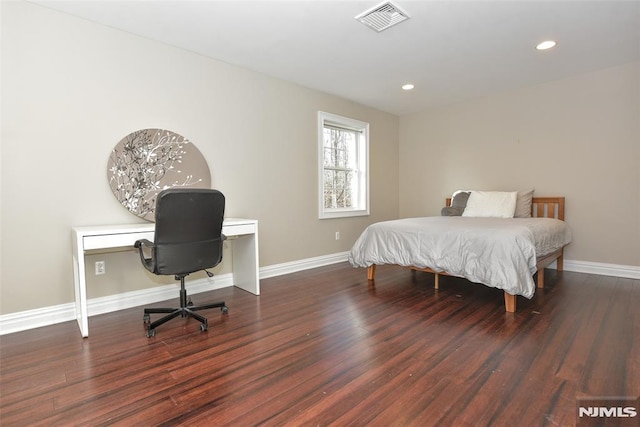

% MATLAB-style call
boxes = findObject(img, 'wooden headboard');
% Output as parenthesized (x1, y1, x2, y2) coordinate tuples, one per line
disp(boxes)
(445, 196, 565, 220)
(532, 197, 565, 220)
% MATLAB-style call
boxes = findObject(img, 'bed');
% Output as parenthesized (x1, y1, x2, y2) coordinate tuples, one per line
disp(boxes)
(348, 196, 571, 312)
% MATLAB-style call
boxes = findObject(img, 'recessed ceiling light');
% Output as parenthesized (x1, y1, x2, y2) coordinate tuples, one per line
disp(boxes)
(536, 40, 557, 50)
(402, 83, 415, 90)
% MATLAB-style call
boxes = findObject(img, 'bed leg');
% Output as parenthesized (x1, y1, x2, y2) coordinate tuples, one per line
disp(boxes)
(434, 273, 439, 290)
(557, 252, 564, 271)
(504, 292, 516, 313)
(537, 269, 545, 289)
(367, 265, 376, 281)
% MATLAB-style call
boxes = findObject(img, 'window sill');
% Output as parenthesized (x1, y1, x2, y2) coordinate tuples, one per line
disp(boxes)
(319, 209, 370, 220)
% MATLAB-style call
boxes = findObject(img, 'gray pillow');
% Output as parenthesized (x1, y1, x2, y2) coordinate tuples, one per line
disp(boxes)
(441, 191, 470, 216)
(441, 206, 464, 216)
(451, 191, 470, 209)
(514, 189, 534, 218)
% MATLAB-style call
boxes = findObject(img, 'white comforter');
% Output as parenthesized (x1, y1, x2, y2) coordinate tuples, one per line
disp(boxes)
(348, 217, 571, 298)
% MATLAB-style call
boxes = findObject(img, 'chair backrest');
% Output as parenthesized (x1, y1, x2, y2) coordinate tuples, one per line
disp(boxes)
(152, 188, 225, 275)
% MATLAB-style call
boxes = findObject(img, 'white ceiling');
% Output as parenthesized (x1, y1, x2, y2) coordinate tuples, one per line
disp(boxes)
(31, 0, 640, 115)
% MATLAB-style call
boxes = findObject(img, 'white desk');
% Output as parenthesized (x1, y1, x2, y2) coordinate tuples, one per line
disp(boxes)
(72, 218, 259, 337)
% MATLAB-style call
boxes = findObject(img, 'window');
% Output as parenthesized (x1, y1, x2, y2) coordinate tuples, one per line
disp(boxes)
(318, 111, 369, 219)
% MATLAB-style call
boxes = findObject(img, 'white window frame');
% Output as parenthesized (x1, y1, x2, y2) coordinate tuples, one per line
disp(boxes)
(318, 111, 370, 219)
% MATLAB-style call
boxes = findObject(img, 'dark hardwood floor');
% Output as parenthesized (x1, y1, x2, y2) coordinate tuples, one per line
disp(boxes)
(1, 263, 638, 426)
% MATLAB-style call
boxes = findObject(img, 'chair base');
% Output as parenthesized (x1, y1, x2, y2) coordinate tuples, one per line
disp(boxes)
(143, 275, 228, 337)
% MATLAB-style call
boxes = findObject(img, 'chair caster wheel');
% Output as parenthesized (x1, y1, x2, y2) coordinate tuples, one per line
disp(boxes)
(221, 306, 229, 314)
(200, 323, 208, 332)
(143, 314, 150, 324)
(146, 328, 156, 337)
(187, 299, 194, 306)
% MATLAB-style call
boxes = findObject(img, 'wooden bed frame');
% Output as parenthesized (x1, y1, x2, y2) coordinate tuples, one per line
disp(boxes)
(366, 197, 566, 313)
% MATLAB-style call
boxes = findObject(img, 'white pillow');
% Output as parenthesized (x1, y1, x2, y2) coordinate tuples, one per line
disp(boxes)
(462, 191, 518, 218)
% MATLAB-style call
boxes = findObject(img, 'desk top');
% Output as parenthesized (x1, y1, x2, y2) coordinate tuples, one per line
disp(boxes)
(72, 218, 257, 235)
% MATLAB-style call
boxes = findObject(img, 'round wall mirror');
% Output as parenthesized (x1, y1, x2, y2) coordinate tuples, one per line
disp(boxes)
(107, 128, 211, 221)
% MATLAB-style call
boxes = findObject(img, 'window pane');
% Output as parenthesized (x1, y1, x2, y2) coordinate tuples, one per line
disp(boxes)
(323, 128, 356, 170)
(324, 170, 353, 209)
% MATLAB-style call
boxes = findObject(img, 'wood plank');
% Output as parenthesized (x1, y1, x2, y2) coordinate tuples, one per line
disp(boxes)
(1, 263, 637, 426)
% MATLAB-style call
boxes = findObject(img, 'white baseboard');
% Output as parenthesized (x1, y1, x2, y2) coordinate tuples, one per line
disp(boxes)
(87, 273, 234, 317)
(0, 303, 77, 336)
(260, 251, 349, 279)
(563, 260, 640, 280)
(0, 254, 636, 335)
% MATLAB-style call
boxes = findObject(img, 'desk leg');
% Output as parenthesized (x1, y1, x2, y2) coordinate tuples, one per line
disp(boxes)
(72, 235, 89, 337)
(231, 229, 260, 295)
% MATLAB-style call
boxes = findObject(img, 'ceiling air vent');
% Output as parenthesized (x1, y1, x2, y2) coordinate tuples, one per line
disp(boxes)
(355, 1, 410, 33)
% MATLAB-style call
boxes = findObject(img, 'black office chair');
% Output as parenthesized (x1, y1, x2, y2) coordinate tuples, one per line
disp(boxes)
(134, 188, 228, 337)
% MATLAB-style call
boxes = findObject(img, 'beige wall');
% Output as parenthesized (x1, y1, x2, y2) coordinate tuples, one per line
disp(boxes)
(2, 1, 638, 317)
(399, 61, 640, 266)
(0, 2, 400, 314)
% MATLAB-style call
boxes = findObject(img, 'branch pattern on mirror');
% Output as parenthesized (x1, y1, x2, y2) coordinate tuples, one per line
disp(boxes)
(108, 129, 202, 220)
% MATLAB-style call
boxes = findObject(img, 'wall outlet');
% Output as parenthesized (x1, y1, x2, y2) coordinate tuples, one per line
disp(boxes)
(335, 231, 340, 240)
(95, 261, 106, 275)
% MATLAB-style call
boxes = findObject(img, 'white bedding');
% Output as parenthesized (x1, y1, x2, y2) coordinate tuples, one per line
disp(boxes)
(348, 217, 571, 298)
